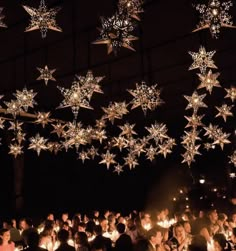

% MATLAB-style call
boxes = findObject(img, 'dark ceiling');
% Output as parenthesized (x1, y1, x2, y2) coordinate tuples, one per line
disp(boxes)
(0, 0, 235, 216)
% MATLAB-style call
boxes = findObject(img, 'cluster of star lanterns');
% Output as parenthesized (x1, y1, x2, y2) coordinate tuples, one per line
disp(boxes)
(181, 45, 236, 174)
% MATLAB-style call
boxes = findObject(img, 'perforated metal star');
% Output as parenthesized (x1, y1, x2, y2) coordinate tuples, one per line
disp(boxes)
(118, 0, 144, 21)
(4, 100, 22, 118)
(189, 46, 217, 74)
(14, 87, 37, 112)
(37, 65, 56, 86)
(193, 0, 236, 39)
(9, 144, 23, 158)
(22, 0, 62, 38)
(225, 86, 236, 102)
(93, 13, 138, 55)
(99, 150, 117, 170)
(184, 91, 207, 113)
(35, 112, 52, 128)
(0, 7, 7, 28)
(128, 82, 163, 115)
(51, 122, 66, 137)
(197, 70, 221, 94)
(28, 133, 48, 156)
(215, 104, 233, 122)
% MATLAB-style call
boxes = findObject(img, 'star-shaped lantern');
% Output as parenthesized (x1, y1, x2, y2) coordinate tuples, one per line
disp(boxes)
(37, 65, 56, 86)
(92, 12, 138, 55)
(22, 0, 62, 38)
(193, 0, 236, 39)
(28, 133, 48, 156)
(99, 150, 117, 170)
(184, 91, 207, 113)
(123, 153, 139, 169)
(189, 46, 217, 74)
(225, 86, 236, 102)
(35, 112, 52, 128)
(14, 87, 37, 112)
(118, 0, 144, 21)
(0, 7, 7, 28)
(229, 150, 236, 167)
(4, 100, 22, 118)
(215, 104, 233, 122)
(128, 81, 163, 115)
(9, 144, 23, 158)
(197, 70, 221, 94)
(113, 164, 124, 175)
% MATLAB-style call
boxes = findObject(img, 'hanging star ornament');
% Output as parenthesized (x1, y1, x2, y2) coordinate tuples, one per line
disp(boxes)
(184, 91, 207, 113)
(22, 0, 62, 38)
(28, 133, 48, 156)
(9, 144, 23, 158)
(0, 7, 7, 28)
(197, 70, 221, 94)
(113, 164, 124, 175)
(128, 81, 163, 115)
(229, 150, 236, 167)
(14, 87, 37, 112)
(99, 150, 117, 170)
(37, 65, 56, 86)
(118, 0, 144, 21)
(215, 104, 233, 122)
(189, 46, 217, 74)
(92, 12, 138, 55)
(193, 0, 236, 39)
(35, 112, 52, 128)
(224, 86, 236, 102)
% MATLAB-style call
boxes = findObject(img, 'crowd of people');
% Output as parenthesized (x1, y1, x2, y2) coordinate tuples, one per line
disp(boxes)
(0, 208, 236, 251)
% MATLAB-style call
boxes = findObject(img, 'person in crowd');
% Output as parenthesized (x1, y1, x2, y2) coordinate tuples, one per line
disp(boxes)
(168, 222, 190, 251)
(24, 231, 48, 251)
(74, 231, 90, 251)
(229, 228, 236, 251)
(2, 219, 22, 245)
(188, 234, 207, 251)
(20, 218, 38, 248)
(0, 228, 15, 251)
(90, 225, 112, 251)
(213, 233, 231, 251)
(55, 229, 75, 251)
(114, 222, 133, 251)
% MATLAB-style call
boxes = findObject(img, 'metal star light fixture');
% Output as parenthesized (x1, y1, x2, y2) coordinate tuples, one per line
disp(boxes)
(37, 65, 56, 86)
(118, 0, 144, 21)
(93, 12, 138, 55)
(193, 0, 236, 39)
(22, 0, 62, 38)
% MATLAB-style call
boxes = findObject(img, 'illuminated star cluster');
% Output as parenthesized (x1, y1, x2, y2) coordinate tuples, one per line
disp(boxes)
(193, 0, 236, 39)
(23, 0, 62, 38)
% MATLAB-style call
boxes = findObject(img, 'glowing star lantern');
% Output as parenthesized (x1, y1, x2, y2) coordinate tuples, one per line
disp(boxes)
(193, 0, 236, 39)
(14, 88, 37, 112)
(189, 46, 217, 74)
(37, 65, 56, 86)
(225, 86, 236, 102)
(57, 71, 104, 121)
(28, 133, 48, 156)
(113, 164, 124, 175)
(92, 12, 138, 55)
(9, 144, 23, 158)
(215, 104, 233, 122)
(4, 100, 22, 118)
(184, 91, 207, 113)
(229, 150, 236, 167)
(99, 150, 117, 170)
(22, 0, 62, 38)
(197, 70, 221, 94)
(35, 112, 52, 128)
(128, 81, 163, 115)
(118, 0, 144, 21)
(0, 7, 7, 28)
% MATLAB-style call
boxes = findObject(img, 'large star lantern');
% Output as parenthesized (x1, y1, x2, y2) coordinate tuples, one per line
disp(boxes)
(128, 82, 163, 115)
(14, 87, 37, 112)
(28, 133, 48, 156)
(184, 91, 207, 113)
(93, 13, 138, 55)
(189, 46, 217, 74)
(22, 0, 62, 38)
(197, 70, 221, 94)
(193, 0, 236, 39)
(37, 65, 56, 86)
(0, 7, 7, 28)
